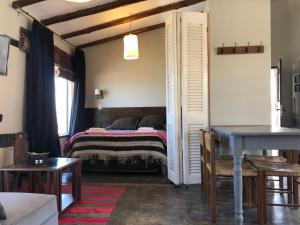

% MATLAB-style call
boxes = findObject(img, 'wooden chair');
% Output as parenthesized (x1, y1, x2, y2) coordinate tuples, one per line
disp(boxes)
(203, 131, 260, 223)
(245, 153, 288, 196)
(14, 132, 28, 163)
(200, 130, 206, 194)
(200, 129, 233, 199)
(10, 132, 28, 190)
(250, 151, 300, 224)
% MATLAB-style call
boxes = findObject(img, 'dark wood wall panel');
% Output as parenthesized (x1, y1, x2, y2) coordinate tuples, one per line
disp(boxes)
(85, 107, 166, 129)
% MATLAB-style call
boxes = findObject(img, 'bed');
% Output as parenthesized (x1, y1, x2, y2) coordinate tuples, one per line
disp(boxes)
(65, 107, 167, 174)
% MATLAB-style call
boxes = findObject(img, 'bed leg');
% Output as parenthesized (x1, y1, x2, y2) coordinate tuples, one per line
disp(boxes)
(161, 165, 167, 177)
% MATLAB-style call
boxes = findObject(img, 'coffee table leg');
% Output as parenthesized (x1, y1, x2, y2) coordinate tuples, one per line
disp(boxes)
(72, 164, 76, 199)
(0, 171, 3, 192)
(76, 161, 82, 200)
(36, 171, 42, 193)
(53, 171, 62, 212)
(28, 172, 34, 192)
(46, 171, 51, 194)
(1, 171, 9, 192)
(72, 161, 82, 201)
(3, 171, 9, 192)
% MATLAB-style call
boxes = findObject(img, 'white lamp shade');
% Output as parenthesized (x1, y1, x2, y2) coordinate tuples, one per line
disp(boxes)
(94, 89, 100, 96)
(123, 34, 139, 60)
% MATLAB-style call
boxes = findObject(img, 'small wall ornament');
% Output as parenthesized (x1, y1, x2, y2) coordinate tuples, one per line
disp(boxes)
(18, 27, 30, 53)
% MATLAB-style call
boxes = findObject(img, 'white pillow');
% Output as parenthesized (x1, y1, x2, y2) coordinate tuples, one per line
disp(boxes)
(137, 127, 156, 131)
(86, 128, 107, 132)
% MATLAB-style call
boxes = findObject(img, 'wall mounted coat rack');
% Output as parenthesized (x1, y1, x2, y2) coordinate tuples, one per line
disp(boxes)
(217, 43, 264, 55)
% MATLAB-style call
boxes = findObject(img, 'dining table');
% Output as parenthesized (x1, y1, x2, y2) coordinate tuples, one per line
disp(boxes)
(212, 125, 300, 225)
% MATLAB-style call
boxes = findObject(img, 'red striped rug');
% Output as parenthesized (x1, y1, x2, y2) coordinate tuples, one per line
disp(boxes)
(59, 184, 126, 225)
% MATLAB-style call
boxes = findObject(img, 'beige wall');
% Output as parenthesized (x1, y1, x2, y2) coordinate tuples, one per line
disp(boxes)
(84, 28, 166, 108)
(0, 0, 74, 134)
(209, 0, 271, 125)
(0, 0, 29, 134)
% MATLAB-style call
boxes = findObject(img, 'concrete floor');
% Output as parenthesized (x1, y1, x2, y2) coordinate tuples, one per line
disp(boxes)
(80, 172, 300, 225)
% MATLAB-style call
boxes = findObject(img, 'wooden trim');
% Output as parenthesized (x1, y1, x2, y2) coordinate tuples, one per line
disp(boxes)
(217, 45, 264, 55)
(10, 38, 19, 48)
(207, 14, 211, 130)
(78, 23, 165, 49)
(42, 0, 146, 26)
(54, 46, 75, 81)
(12, 0, 46, 9)
(62, 0, 205, 39)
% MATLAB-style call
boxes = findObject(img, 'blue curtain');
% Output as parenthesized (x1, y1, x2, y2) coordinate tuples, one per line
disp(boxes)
(25, 20, 60, 157)
(69, 49, 86, 137)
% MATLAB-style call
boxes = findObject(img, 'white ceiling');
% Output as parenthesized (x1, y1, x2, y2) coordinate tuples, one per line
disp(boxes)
(10, 0, 206, 48)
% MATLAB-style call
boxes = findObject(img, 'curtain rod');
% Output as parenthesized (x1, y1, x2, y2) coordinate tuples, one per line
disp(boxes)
(16, 7, 76, 49)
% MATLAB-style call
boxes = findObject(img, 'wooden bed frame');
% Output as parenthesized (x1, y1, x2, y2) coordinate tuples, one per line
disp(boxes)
(83, 107, 167, 174)
(85, 107, 166, 129)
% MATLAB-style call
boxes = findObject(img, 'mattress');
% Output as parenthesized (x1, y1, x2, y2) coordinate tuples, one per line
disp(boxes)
(64, 130, 167, 166)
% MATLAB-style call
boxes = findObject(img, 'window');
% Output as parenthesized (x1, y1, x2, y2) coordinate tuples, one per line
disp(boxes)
(55, 76, 74, 136)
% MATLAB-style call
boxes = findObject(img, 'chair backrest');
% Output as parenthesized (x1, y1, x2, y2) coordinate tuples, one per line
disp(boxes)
(14, 132, 28, 164)
(204, 131, 216, 175)
(290, 150, 299, 164)
(200, 129, 205, 158)
(278, 150, 298, 164)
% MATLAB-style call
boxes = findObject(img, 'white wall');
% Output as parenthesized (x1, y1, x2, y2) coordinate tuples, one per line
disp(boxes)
(209, 0, 271, 125)
(0, 0, 74, 134)
(271, 0, 300, 127)
(0, 0, 29, 134)
(84, 28, 166, 108)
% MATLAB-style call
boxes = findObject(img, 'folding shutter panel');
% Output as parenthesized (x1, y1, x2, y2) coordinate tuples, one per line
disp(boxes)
(181, 12, 208, 184)
(165, 12, 182, 185)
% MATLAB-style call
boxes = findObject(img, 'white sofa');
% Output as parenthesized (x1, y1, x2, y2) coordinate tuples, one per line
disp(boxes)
(0, 192, 58, 225)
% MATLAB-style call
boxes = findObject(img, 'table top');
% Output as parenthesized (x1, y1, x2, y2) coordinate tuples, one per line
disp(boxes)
(212, 125, 300, 136)
(0, 158, 81, 172)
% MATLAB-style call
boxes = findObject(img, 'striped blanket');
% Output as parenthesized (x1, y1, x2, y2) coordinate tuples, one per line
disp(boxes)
(64, 131, 167, 165)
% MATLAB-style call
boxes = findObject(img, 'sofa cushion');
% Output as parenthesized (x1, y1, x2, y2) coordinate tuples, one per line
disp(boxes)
(0, 202, 6, 220)
(0, 193, 58, 225)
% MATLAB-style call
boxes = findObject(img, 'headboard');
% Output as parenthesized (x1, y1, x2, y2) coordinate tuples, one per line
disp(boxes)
(85, 107, 166, 129)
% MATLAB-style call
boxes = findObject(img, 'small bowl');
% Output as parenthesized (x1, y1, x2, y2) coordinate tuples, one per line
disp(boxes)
(27, 152, 49, 164)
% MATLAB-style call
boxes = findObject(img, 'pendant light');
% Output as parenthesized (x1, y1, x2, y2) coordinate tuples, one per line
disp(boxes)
(123, 20, 139, 60)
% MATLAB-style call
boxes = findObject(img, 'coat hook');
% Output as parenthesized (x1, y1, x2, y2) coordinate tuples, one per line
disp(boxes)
(258, 41, 263, 52)
(233, 42, 237, 53)
(246, 42, 250, 53)
(220, 43, 225, 54)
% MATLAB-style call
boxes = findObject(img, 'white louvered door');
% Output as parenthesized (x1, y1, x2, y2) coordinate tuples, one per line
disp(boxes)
(165, 12, 181, 185)
(181, 12, 208, 184)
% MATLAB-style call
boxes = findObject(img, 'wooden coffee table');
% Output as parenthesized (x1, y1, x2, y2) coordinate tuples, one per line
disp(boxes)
(0, 157, 82, 212)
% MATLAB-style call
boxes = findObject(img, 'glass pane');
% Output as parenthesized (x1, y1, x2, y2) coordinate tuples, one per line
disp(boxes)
(67, 81, 74, 132)
(55, 77, 68, 135)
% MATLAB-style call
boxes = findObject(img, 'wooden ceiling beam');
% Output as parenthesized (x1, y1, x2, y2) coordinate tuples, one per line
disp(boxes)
(12, 0, 46, 9)
(62, 0, 205, 39)
(78, 23, 165, 49)
(42, 0, 146, 26)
